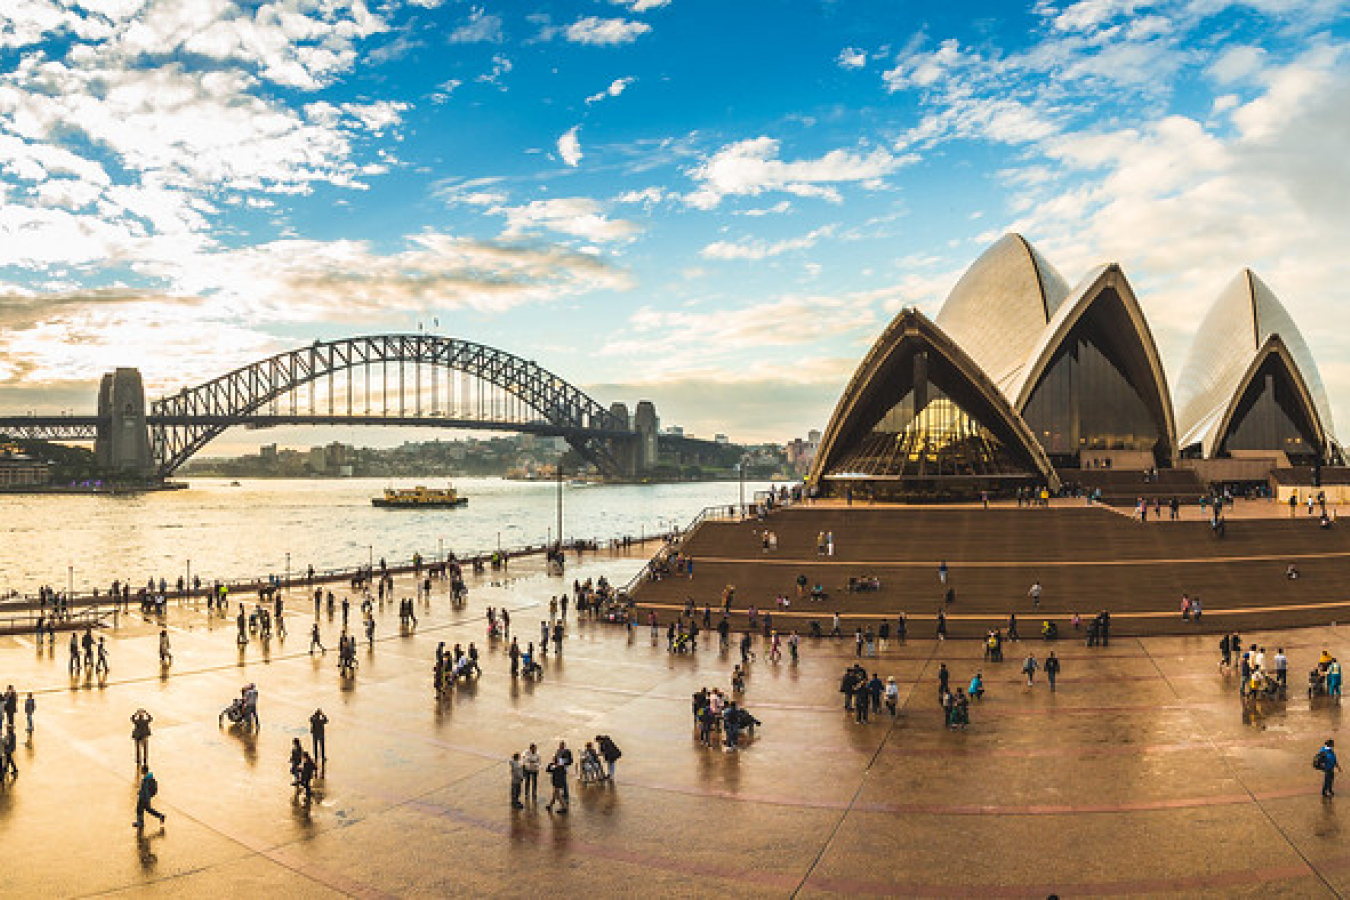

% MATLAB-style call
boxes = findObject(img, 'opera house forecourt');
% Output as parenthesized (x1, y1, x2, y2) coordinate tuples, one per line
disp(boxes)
(808, 234, 1344, 502)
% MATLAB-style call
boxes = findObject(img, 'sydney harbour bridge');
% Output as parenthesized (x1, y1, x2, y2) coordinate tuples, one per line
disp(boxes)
(0, 334, 729, 480)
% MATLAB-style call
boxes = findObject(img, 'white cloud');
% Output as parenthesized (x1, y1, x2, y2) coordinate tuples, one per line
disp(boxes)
(685, 137, 908, 209)
(610, 0, 671, 11)
(614, 186, 668, 204)
(883, 38, 973, 91)
(736, 200, 792, 216)
(565, 17, 651, 45)
(586, 76, 635, 104)
(0, 230, 633, 391)
(700, 225, 836, 260)
(1208, 44, 1268, 85)
(837, 47, 868, 69)
(449, 7, 503, 43)
(496, 197, 640, 243)
(558, 125, 583, 167)
(0, 0, 402, 281)
(604, 295, 876, 377)
(477, 54, 512, 85)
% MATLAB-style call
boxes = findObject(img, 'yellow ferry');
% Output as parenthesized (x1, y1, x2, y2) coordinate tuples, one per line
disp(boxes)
(371, 485, 468, 508)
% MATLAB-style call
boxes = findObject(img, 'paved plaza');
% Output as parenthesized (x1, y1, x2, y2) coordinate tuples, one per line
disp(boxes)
(2, 549, 1349, 897)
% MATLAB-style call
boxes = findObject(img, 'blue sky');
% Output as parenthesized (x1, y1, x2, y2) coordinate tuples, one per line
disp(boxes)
(2, 0, 1349, 449)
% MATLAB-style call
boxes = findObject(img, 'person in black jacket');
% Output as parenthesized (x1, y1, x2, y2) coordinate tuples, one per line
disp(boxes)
(596, 734, 622, 781)
(1045, 651, 1061, 691)
(134, 765, 165, 829)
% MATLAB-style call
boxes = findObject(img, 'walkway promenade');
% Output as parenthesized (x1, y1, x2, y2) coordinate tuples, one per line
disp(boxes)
(1, 549, 1347, 896)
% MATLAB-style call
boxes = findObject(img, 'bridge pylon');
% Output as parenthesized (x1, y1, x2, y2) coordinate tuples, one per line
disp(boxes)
(95, 368, 155, 479)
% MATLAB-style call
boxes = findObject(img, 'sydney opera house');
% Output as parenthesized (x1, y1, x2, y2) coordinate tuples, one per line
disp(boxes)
(809, 234, 1342, 500)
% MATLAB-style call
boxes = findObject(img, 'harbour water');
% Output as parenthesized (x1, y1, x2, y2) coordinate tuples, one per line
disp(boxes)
(0, 477, 770, 593)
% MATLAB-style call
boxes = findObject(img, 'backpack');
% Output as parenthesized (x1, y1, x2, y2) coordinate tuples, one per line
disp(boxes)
(146, 774, 159, 797)
(1314, 750, 1328, 771)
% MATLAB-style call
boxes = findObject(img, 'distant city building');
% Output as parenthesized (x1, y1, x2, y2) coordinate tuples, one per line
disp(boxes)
(0, 453, 52, 487)
(714, 434, 729, 444)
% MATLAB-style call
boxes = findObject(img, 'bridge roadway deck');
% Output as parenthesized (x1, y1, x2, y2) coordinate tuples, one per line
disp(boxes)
(2, 546, 1350, 896)
(629, 503, 1350, 635)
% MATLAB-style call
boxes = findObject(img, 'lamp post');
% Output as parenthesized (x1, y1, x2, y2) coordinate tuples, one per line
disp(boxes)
(439, 537, 444, 564)
(186, 559, 192, 604)
(68, 565, 73, 604)
(285, 552, 291, 596)
(368, 544, 373, 572)
(739, 456, 747, 515)
(556, 461, 564, 548)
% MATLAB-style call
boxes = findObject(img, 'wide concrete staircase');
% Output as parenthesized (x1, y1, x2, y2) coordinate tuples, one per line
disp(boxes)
(630, 504, 1350, 635)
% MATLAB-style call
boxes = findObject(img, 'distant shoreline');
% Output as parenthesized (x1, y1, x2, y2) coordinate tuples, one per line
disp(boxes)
(0, 481, 188, 495)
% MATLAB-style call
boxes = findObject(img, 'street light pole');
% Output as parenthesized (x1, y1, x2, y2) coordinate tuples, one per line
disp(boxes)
(368, 544, 373, 572)
(739, 457, 746, 514)
(556, 461, 564, 548)
(68, 565, 73, 603)
(285, 552, 291, 596)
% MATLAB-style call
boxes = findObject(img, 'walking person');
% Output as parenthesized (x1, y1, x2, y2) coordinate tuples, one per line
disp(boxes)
(289, 738, 304, 785)
(297, 750, 318, 802)
(24, 693, 35, 737)
(68, 632, 81, 675)
(309, 623, 325, 654)
(1022, 653, 1039, 687)
(545, 751, 570, 813)
(509, 752, 525, 808)
(1045, 651, 1060, 691)
(158, 628, 172, 667)
(309, 708, 328, 765)
(1, 725, 15, 780)
(95, 637, 110, 675)
(522, 743, 541, 802)
(133, 765, 165, 829)
(596, 734, 622, 782)
(1029, 581, 1042, 610)
(131, 709, 153, 767)
(2, 686, 15, 732)
(1317, 739, 1341, 798)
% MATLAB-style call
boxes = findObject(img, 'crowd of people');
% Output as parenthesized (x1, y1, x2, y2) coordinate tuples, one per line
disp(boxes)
(508, 737, 622, 812)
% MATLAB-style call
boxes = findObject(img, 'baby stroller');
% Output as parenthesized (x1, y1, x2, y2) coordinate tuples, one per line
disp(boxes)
(731, 707, 761, 737)
(1253, 673, 1284, 701)
(579, 749, 605, 784)
(521, 656, 544, 681)
(220, 697, 247, 727)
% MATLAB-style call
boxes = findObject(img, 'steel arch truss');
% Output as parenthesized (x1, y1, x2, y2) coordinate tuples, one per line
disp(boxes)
(149, 335, 628, 477)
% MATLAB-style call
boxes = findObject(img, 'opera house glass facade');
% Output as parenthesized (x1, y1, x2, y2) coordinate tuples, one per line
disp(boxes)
(809, 235, 1342, 499)
(1020, 297, 1164, 466)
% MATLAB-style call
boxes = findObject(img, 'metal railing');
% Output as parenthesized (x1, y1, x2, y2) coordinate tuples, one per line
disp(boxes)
(0, 605, 107, 635)
(0, 531, 680, 617)
(620, 500, 776, 596)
